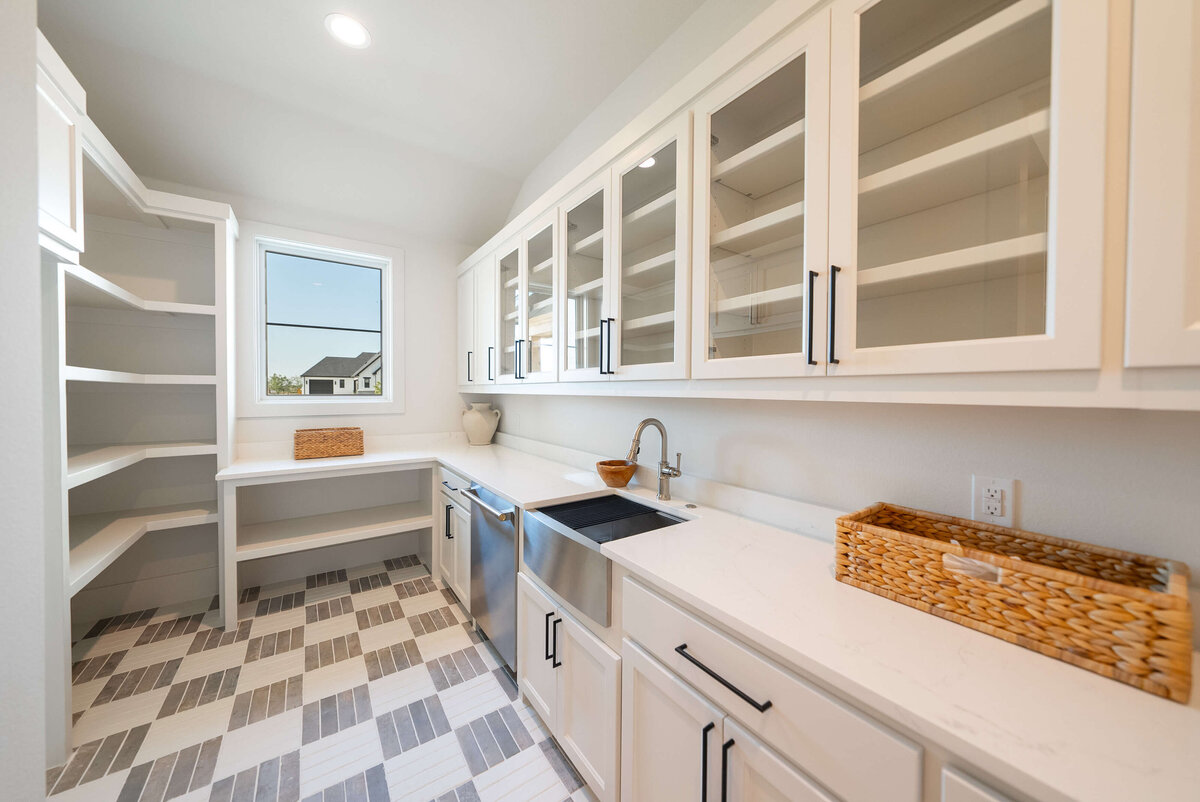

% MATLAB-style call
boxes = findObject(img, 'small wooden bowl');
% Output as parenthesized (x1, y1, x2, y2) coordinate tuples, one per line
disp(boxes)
(596, 459, 636, 488)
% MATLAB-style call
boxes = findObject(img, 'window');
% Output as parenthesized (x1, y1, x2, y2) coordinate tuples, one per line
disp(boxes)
(259, 238, 390, 400)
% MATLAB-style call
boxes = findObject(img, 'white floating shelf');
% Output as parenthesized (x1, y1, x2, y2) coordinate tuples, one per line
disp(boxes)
(623, 250, 676, 289)
(69, 502, 218, 596)
(859, 233, 1048, 299)
(503, 276, 519, 290)
(714, 283, 806, 315)
(572, 229, 604, 259)
(66, 441, 218, 489)
(859, 0, 1051, 153)
(621, 190, 677, 254)
(64, 366, 217, 386)
(622, 311, 675, 338)
(712, 201, 805, 257)
(530, 297, 554, 315)
(504, 310, 519, 321)
(713, 118, 806, 198)
(63, 263, 217, 316)
(859, 109, 1050, 227)
(568, 277, 605, 296)
(236, 501, 433, 562)
(529, 256, 554, 275)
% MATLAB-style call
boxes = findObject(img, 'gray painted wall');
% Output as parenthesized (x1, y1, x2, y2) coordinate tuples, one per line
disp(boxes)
(0, 0, 51, 794)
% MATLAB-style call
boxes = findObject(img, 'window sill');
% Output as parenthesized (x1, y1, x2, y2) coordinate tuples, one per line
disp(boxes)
(241, 394, 405, 419)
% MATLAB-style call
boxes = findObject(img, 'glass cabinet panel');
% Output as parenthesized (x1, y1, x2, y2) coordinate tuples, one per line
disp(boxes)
(524, 222, 556, 377)
(854, 0, 1051, 349)
(564, 189, 606, 374)
(619, 140, 679, 367)
(706, 53, 809, 362)
(498, 246, 520, 379)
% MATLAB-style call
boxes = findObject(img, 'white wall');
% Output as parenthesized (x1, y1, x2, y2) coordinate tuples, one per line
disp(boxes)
(0, 0, 49, 795)
(504, 0, 776, 221)
(489, 394, 1200, 578)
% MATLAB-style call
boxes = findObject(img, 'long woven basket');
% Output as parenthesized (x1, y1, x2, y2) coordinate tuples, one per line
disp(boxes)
(836, 503, 1192, 702)
(293, 427, 364, 460)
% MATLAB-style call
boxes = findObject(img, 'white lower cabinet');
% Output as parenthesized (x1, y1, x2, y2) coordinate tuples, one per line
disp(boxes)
(517, 572, 620, 802)
(437, 494, 471, 612)
(723, 717, 836, 802)
(621, 638, 724, 801)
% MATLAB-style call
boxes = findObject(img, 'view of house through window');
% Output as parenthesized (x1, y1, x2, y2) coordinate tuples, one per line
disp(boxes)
(263, 244, 385, 397)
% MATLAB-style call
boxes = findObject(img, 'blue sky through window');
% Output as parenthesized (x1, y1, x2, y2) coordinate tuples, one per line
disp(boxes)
(265, 252, 383, 384)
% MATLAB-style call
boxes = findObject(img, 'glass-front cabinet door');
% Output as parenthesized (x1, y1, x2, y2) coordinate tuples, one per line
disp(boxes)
(521, 212, 558, 382)
(560, 177, 610, 381)
(611, 114, 692, 380)
(691, 16, 829, 379)
(827, 0, 1106, 375)
(496, 240, 521, 383)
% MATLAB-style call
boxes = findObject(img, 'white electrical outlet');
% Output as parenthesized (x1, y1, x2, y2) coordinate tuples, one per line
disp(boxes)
(972, 475, 1016, 527)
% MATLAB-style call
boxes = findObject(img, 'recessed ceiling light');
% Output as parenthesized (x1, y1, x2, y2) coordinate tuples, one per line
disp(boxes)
(639, 157, 656, 169)
(325, 13, 371, 49)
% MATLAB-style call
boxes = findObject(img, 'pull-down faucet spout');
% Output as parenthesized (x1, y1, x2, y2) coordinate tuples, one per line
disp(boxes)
(626, 418, 682, 500)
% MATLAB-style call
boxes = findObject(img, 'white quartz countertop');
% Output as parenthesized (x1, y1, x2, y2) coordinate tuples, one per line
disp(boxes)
(219, 438, 1200, 800)
(601, 495, 1200, 802)
(216, 438, 611, 509)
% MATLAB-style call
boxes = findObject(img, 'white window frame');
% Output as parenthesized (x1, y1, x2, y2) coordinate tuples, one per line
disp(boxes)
(238, 222, 405, 418)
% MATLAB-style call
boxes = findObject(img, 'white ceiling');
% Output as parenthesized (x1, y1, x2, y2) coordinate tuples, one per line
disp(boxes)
(38, 0, 709, 246)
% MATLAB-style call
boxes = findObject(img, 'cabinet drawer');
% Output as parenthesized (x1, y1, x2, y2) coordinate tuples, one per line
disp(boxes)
(942, 768, 1011, 802)
(622, 577, 921, 802)
(439, 467, 470, 493)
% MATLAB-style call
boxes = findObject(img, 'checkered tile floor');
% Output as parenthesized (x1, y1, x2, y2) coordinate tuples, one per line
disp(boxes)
(52, 556, 598, 802)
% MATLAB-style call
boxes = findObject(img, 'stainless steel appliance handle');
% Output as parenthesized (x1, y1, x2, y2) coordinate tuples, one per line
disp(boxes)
(459, 487, 514, 522)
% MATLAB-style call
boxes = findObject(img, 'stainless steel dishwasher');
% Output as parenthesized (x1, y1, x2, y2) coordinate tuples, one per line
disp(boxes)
(461, 484, 517, 672)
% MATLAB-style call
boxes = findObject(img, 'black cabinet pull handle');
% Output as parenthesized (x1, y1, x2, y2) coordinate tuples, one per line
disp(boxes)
(444, 504, 453, 539)
(676, 644, 772, 713)
(551, 617, 562, 668)
(701, 722, 715, 802)
(806, 270, 817, 366)
(544, 611, 555, 661)
(721, 739, 734, 802)
(487, 346, 494, 381)
(606, 318, 615, 375)
(598, 319, 608, 374)
(827, 265, 841, 365)
(466, 350, 473, 382)
(514, 339, 524, 379)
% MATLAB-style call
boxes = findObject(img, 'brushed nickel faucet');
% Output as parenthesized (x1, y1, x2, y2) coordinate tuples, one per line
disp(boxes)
(626, 418, 682, 500)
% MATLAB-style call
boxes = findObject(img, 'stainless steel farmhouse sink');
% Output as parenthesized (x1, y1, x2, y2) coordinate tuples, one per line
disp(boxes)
(523, 495, 684, 627)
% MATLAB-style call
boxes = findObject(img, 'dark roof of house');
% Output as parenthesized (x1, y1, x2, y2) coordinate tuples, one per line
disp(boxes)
(302, 351, 380, 378)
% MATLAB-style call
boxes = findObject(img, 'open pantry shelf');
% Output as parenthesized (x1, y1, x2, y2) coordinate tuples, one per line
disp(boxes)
(63, 263, 217, 316)
(66, 441, 217, 489)
(859, 233, 1047, 299)
(236, 501, 433, 562)
(858, 109, 1050, 227)
(712, 200, 805, 257)
(859, 0, 1051, 153)
(69, 502, 218, 595)
(712, 118, 806, 198)
(64, 366, 217, 386)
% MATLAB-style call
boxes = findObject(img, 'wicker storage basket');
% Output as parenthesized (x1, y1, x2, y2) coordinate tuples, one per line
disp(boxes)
(836, 503, 1192, 702)
(293, 427, 364, 460)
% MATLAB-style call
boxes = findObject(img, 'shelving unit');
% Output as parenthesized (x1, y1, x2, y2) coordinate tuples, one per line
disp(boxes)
(236, 501, 432, 561)
(620, 189, 677, 254)
(64, 366, 217, 385)
(66, 441, 218, 489)
(711, 200, 805, 256)
(69, 502, 218, 594)
(63, 262, 216, 316)
(858, 233, 1047, 299)
(712, 118, 806, 198)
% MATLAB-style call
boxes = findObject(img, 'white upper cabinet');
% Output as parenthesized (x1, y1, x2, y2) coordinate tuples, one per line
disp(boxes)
(827, 0, 1107, 374)
(522, 212, 559, 383)
(496, 239, 522, 384)
(692, 14, 830, 379)
(560, 176, 612, 381)
(474, 254, 497, 384)
(611, 115, 693, 380)
(456, 268, 475, 386)
(37, 32, 85, 254)
(1125, 0, 1200, 367)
